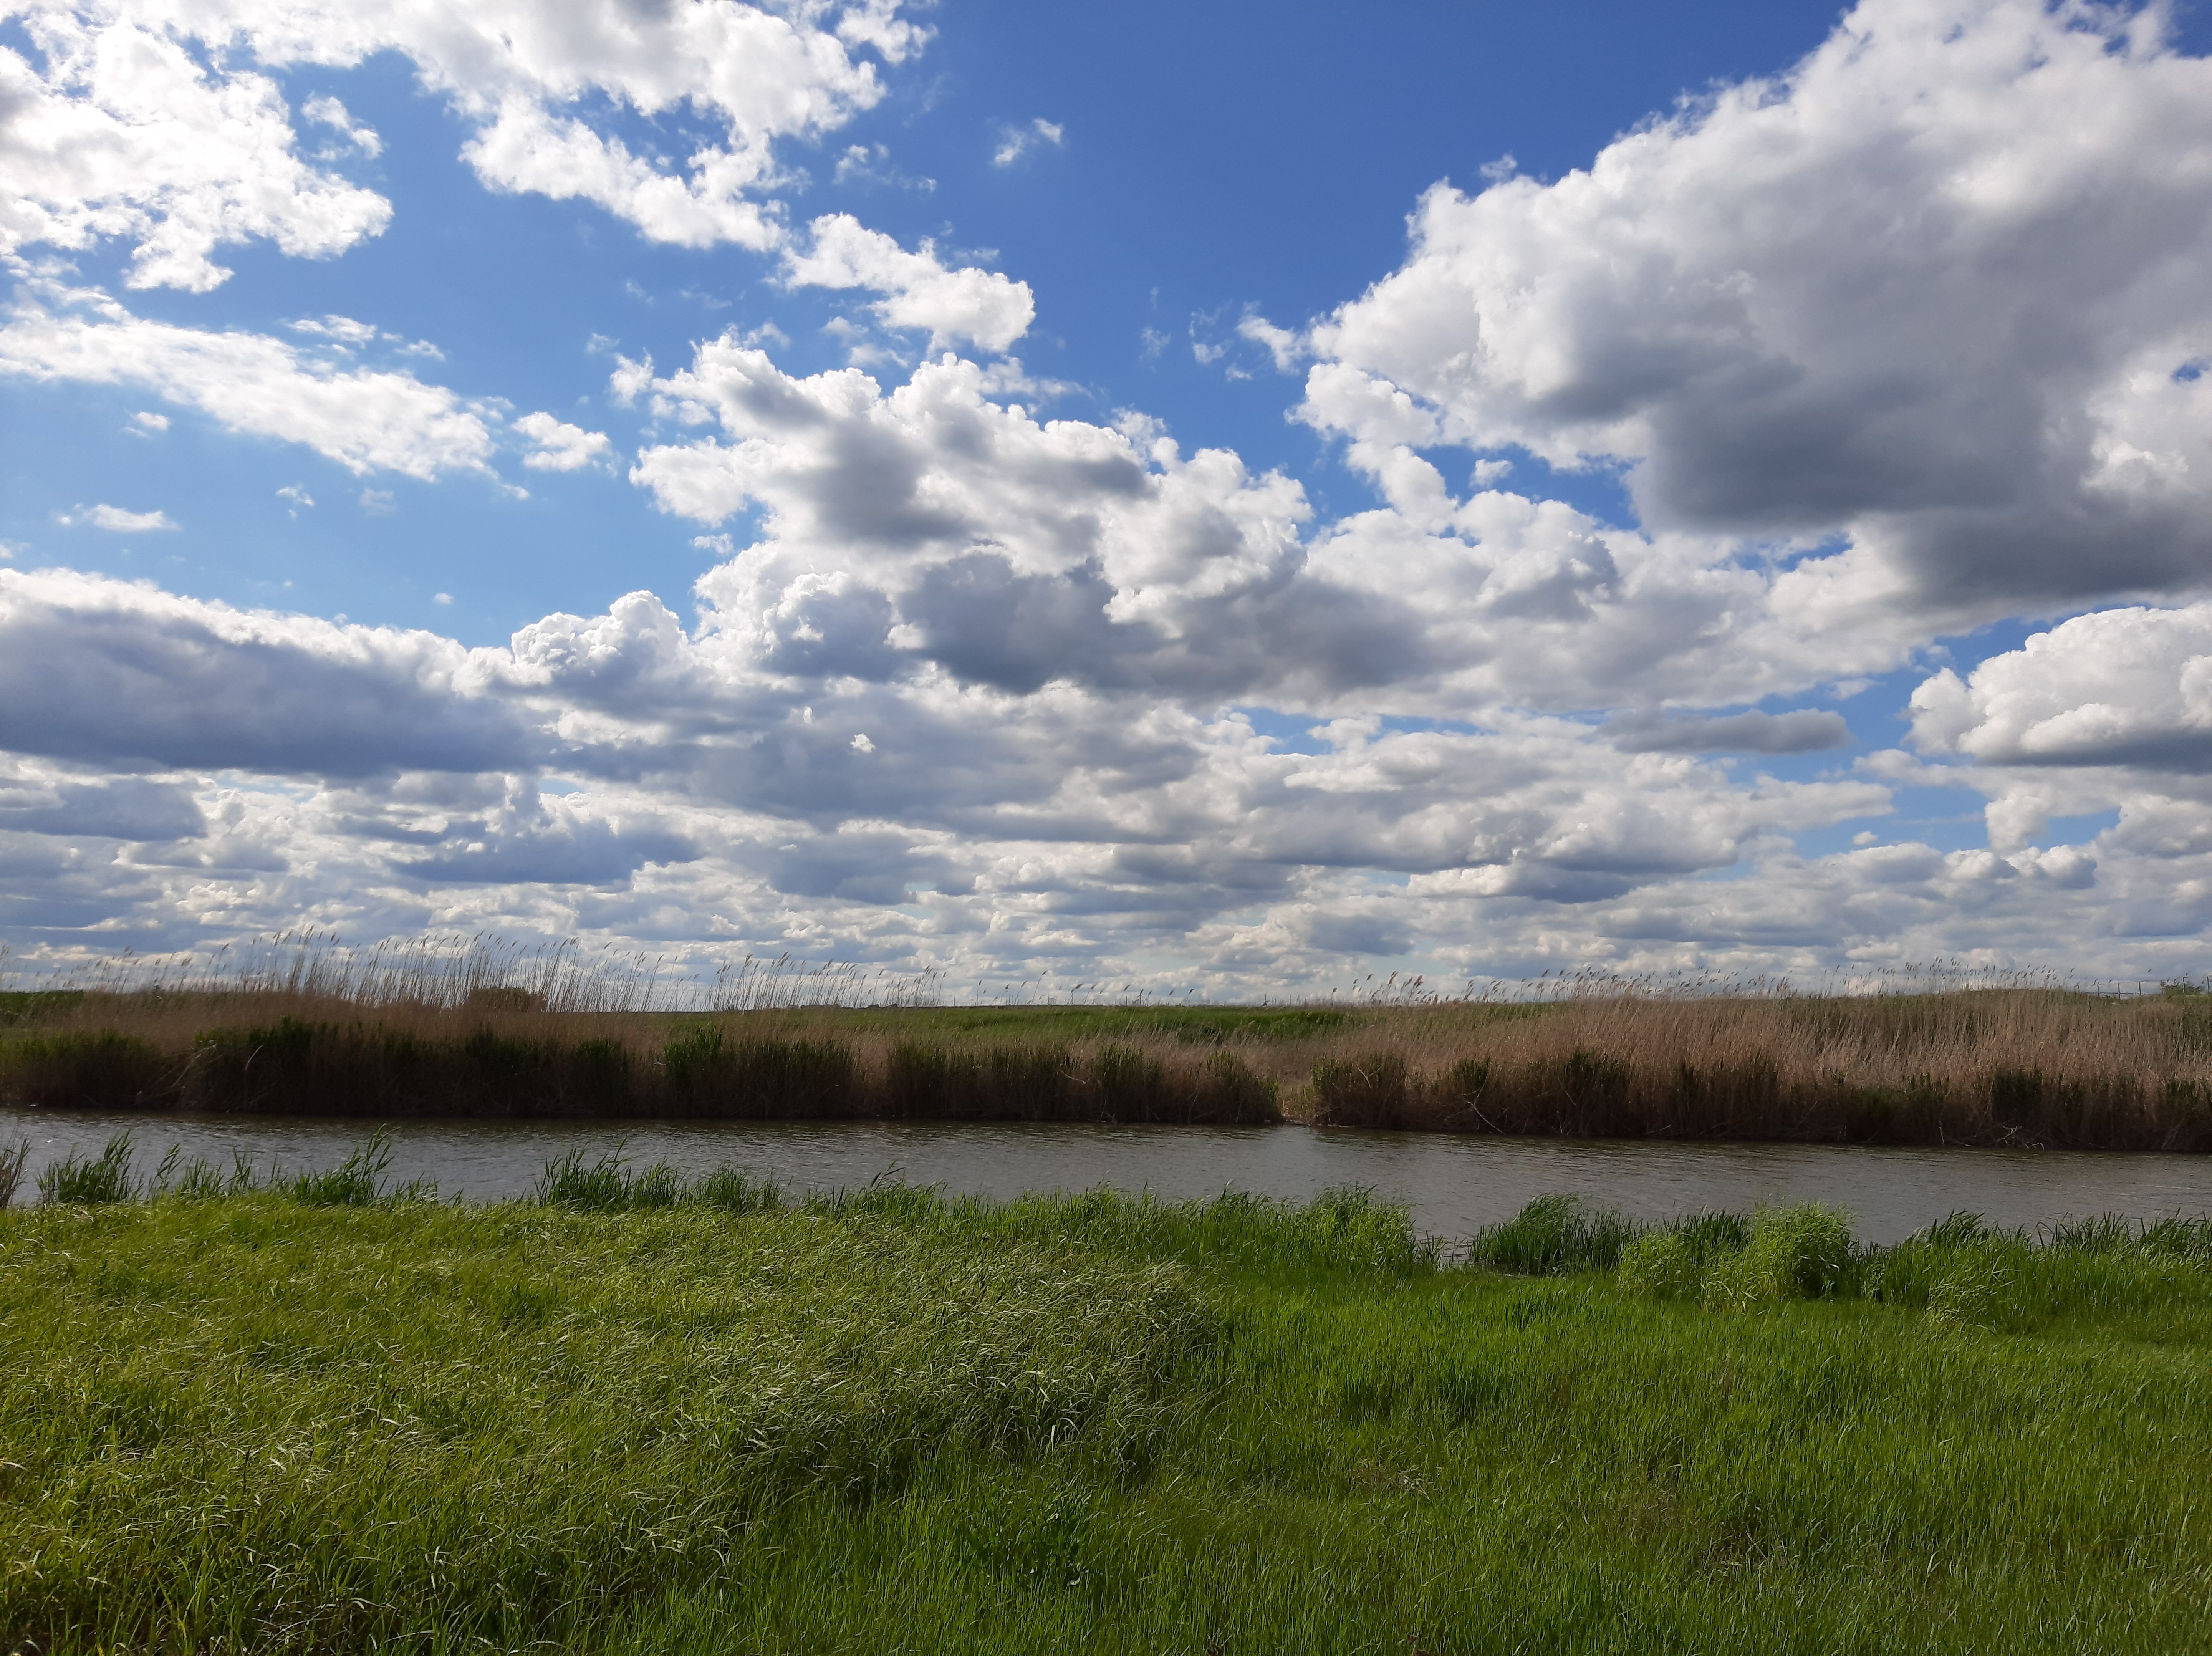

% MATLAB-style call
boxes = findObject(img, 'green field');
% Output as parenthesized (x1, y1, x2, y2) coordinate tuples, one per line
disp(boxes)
(7, 1155, 2212, 1653)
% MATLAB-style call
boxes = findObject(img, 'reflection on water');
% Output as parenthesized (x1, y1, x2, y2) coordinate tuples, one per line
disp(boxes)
(9, 1110, 2212, 1244)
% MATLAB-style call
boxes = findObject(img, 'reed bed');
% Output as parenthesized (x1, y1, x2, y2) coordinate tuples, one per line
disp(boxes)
(5, 969, 2212, 1145)
(9, 1167, 2212, 1652)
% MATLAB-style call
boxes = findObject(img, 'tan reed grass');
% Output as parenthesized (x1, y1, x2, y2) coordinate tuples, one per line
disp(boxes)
(3, 939, 2208, 1145)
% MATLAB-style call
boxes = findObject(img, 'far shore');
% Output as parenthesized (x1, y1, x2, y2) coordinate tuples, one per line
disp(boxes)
(7, 984, 2212, 1151)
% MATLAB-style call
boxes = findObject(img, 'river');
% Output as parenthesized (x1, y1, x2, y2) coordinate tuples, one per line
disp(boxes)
(12, 1110, 2212, 1244)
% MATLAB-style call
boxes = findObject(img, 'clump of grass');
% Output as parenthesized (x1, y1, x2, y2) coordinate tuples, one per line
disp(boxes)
(0, 1137, 28, 1208)
(1700, 1202, 1857, 1309)
(1618, 1210, 1755, 1299)
(35, 1129, 138, 1204)
(1466, 1194, 1640, 1275)
(288, 1128, 397, 1206)
(1309, 1050, 1413, 1128)
(0, 1029, 169, 1109)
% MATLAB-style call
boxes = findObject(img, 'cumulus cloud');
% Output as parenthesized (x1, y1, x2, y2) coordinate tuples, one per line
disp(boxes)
(514, 411, 613, 472)
(2, 0, 925, 274)
(0, 569, 532, 775)
(782, 215, 1035, 353)
(0, 5, 392, 290)
(1911, 603, 2212, 772)
(1304, 0, 2212, 628)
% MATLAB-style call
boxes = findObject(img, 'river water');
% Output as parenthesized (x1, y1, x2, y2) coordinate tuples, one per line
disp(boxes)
(12, 1111, 2212, 1244)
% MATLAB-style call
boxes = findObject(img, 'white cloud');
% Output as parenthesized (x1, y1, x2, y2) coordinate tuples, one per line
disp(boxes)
(0, 284, 498, 478)
(1304, 0, 2212, 632)
(301, 93, 380, 156)
(1236, 311, 1303, 372)
(782, 214, 1034, 353)
(126, 409, 167, 434)
(65, 503, 177, 532)
(992, 117, 1063, 168)
(0, 568, 528, 776)
(0, 6, 393, 290)
(1910, 603, 2212, 772)
(515, 411, 613, 472)
(2, 0, 928, 272)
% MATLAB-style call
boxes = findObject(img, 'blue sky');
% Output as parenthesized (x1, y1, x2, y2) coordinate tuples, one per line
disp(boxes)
(4, 0, 2212, 989)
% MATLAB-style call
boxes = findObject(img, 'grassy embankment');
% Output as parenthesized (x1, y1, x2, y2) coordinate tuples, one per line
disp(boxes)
(7, 1137, 2212, 1653)
(8, 983, 2212, 1146)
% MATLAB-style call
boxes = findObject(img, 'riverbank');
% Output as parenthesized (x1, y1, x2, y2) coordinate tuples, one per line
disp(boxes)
(7, 1169, 2212, 1653)
(6, 986, 2212, 1148)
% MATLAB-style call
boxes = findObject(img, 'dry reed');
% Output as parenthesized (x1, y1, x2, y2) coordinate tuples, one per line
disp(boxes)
(3, 940, 2209, 1146)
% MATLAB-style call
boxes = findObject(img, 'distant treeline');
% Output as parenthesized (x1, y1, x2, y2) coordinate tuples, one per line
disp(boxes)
(4, 985, 2212, 1147)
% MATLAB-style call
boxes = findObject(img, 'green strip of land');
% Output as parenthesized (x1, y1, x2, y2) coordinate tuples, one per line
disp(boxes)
(6, 1171, 2212, 1653)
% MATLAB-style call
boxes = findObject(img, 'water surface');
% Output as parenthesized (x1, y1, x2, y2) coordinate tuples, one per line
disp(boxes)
(13, 1112, 2212, 1244)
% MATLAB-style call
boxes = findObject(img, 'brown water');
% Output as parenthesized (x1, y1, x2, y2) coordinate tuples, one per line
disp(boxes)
(10, 1110, 2212, 1244)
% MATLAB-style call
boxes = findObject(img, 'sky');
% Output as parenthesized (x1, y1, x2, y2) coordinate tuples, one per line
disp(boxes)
(4, 0, 2212, 995)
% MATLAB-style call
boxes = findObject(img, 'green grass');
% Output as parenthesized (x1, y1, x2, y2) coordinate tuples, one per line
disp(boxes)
(7, 1174, 2212, 1653)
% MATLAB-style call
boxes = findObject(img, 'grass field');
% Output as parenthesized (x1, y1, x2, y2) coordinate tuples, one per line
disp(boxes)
(7, 979, 2212, 1147)
(7, 1149, 2212, 1653)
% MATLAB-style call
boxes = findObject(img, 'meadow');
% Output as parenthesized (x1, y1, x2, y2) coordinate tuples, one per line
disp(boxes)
(7, 1138, 2212, 1653)
(6, 969, 2212, 1146)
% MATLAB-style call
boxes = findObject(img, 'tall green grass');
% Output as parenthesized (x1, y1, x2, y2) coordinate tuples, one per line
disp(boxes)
(8, 1163, 2212, 1651)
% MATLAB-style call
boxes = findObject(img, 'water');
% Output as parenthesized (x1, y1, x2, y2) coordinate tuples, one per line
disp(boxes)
(10, 1111, 2212, 1244)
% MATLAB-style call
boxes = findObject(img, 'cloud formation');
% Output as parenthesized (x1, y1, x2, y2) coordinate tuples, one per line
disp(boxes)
(783, 215, 1035, 353)
(2, 0, 926, 278)
(0, 282, 499, 477)
(5, 0, 2212, 988)
(1302, 0, 2212, 629)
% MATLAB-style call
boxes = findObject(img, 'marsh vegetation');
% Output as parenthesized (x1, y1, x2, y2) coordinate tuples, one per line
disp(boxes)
(7, 972, 2212, 1148)
(6, 1138, 2212, 1653)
